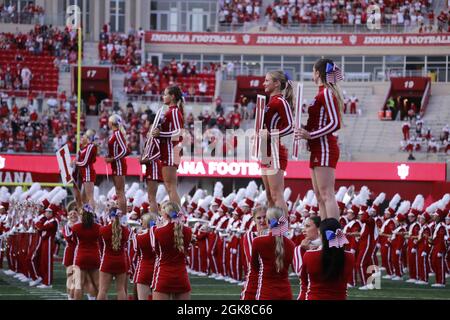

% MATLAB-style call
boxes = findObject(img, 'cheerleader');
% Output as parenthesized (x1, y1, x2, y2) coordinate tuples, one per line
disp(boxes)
(73, 130, 97, 209)
(105, 115, 130, 214)
(97, 208, 130, 300)
(151, 202, 192, 300)
(295, 59, 344, 221)
(72, 205, 101, 300)
(140, 117, 162, 215)
(242, 207, 295, 300)
(134, 213, 158, 300)
(62, 210, 79, 300)
(261, 72, 294, 215)
(299, 218, 355, 300)
(152, 85, 185, 205)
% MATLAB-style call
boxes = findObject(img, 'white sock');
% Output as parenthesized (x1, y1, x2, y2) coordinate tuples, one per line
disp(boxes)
(87, 294, 96, 300)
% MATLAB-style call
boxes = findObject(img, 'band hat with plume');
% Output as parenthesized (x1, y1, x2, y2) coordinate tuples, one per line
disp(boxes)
(386, 193, 401, 216)
(219, 193, 236, 213)
(370, 192, 386, 215)
(189, 189, 206, 210)
(409, 194, 424, 217)
(335, 186, 347, 211)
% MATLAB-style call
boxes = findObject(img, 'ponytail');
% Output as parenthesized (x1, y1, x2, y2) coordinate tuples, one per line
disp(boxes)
(162, 201, 185, 252)
(109, 114, 128, 140)
(314, 58, 344, 124)
(274, 235, 285, 273)
(166, 85, 185, 118)
(267, 70, 295, 114)
(319, 218, 345, 282)
(111, 216, 122, 251)
(81, 205, 94, 229)
(267, 207, 286, 273)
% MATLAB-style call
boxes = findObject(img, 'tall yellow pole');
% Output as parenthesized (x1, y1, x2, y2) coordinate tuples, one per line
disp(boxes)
(76, 26, 82, 154)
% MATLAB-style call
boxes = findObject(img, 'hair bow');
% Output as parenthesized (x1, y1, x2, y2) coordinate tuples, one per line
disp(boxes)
(109, 208, 119, 218)
(284, 72, 291, 81)
(325, 229, 349, 248)
(270, 215, 289, 237)
(325, 62, 344, 84)
(169, 211, 183, 222)
(149, 220, 156, 228)
(83, 204, 94, 214)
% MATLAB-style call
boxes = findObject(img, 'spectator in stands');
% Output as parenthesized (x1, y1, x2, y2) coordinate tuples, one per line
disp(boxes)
(87, 93, 98, 115)
(226, 61, 235, 79)
(20, 66, 32, 90)
(198, 80, 208, 98)
(402, 122, 411, 141)
(349, 94, 358, 115)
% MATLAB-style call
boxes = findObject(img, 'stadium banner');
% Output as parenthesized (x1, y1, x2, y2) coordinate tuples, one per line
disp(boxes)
(146, 31, 450, 47)
(56, 145, 73, 185)
(0, 155, 446, 182)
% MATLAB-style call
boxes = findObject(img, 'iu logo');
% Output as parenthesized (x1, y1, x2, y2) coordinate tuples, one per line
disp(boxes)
(397, 164, 410, 180)
(242, 34, 250, 44)
(349, 35, 357, 45)
(0, 156, 5, 169)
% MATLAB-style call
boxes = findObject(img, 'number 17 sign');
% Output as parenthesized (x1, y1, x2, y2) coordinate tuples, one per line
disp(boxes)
(57, 144, 73, 185)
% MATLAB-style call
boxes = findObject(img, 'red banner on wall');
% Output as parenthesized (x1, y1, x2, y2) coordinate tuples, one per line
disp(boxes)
(146, 31, 450, 47)
(0, 155, 446, 183)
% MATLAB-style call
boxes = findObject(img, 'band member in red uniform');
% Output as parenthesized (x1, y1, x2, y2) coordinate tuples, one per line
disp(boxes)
(97, 208, 130, 300)
(105, 115, 130, 214)
(416, 212, 432, 284)
(74, 130, 97, 209)
(406, 196, 423, 283)
(63, 209, 79, 300)
(72, 205, 101, 300)
(260, 71, 294, 215)
(430, 206, 448, 287)
(134, 213, 157, 300)
(354, 210, 377, 290)
(296, 59, 344, 221)
(151, 202, 192, 300)
(152, 86, 185, 206)
(141, 113, 162, 215)
(299, 218, 354, 300)
(34, 207, 58, 288)
(242, 207, 295, 300)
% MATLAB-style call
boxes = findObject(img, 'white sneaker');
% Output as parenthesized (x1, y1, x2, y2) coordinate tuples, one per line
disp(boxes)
(347, 283, 354, 289)
(20, 277, 31, 283)
(208, 274, 217, 279)
(379, 267, 386, 271)
(215, 275, 225, 280)
(289, 272, 296, 277)
(429, 272, 435, 277)
(358, 285, 369, 290)
(191, 271, 199, 275)
(391, 276, 403, 281)
(382, 275, 392, 279)
(431, 284, 445, 288)
(3, 270, 14, 275)
(14, 273, 25, 279)
(238, 281, 246, 286)
(198, 272, 207, 276)
(36, 284, 52, 289)
(415, 280, 428, 285)
(29, 277, 43, 287)
(229, 279, 239, 284)
(406, 278, 417, 283)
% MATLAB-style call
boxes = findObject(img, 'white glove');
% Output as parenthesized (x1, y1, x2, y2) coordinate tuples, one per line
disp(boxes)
(396, 250, 401, 255)
(411, 248, 417, 254)
(421, 252, 427, 257)
(437, 253, 442, 258)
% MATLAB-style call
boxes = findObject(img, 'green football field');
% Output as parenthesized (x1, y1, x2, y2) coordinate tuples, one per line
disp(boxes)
(0, 258, 449, 300)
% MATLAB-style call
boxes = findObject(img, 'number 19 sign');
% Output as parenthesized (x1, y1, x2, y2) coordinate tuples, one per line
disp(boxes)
(57, 145, 73, 185)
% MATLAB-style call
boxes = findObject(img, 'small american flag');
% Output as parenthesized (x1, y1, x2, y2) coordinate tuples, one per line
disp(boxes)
(271, 215, 289, 237)
(326, 63, 344, 84)
(327, 229, 349, 248)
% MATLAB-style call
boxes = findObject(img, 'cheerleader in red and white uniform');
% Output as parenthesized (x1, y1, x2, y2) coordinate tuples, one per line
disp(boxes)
(242, 207, 295, 300)
(261, 71, 294, 215)
(296, 59, 344, 221)
(97, 208, 130, 300)
(72, 205, 101, 300)
(105, 115, 130, 214)
(241, 205, 268, 288)
(152, 85, 185, 206)
(62, 209, 79, 300)
(293, 216, 321, 300)
(134, 213, 157, 300)
(73, 130, 97, 209)
(151, 202, 192, 300)
(299, 218, 355, 300)
(140, 114, 163, 215)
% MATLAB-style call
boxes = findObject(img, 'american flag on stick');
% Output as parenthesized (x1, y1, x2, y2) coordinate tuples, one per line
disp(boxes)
(271, 215, 289, 236)
(292, 82, 304, 160)
(252, 95, 266, 160)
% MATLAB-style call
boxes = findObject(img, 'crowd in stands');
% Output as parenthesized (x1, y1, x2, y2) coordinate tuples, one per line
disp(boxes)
(0, 92, 84, 154)
(385, 96, 421, 121)
(216, 0, 449, 32)
(123, 58, 218, 100)
(400, 119, 449, 158)
(98, 24, 144, 68)
(218, 0, 262, 26)
(0, 2, 44, 25)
